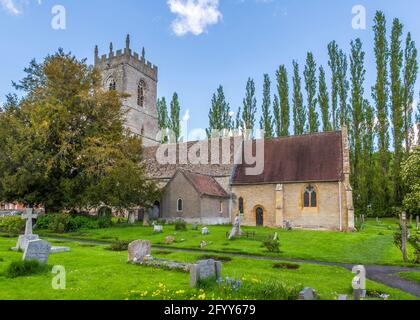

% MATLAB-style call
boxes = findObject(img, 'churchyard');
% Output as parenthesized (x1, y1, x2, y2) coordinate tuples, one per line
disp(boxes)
(0, 215, 419, 300)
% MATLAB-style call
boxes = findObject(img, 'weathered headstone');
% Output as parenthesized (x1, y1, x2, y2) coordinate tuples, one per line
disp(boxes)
(165, 236, 175, 244)
(338, 294, 348, 301)
(401, 212, 408, 263)
(192, 224, 198, 231)
(284, 221, 292, 231)
(228, 215, 242, 240)
(14, 208, 39, 251)
(202, 227, 209, 235)
(190, 259, 222, 287)
(128, 211, 137, 224)
(128, 240, 152, 263)
(154, 225, 163, 233)
(23, 239, 51, 264)
(298, 287, 317, 300)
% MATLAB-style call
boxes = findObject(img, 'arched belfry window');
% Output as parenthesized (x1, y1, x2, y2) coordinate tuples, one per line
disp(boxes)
(303, 185, 318, 208)
(138, 80, 146, 107)
(108, 79, 116, 91)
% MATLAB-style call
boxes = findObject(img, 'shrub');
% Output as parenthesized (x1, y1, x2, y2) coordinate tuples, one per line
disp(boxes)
(272, 263, 300, 270)
(0, 217, 25, 236)
(174, 219, 187, 231)
(262, 238, 281, 253)
(5, 260, 49, 278)
(355, 220, 365, 232)
(108, 240, 130, 251)
(35, 213, 113, 233)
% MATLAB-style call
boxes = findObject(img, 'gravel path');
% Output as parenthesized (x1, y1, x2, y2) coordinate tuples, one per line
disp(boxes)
(46, 236, 420, 298)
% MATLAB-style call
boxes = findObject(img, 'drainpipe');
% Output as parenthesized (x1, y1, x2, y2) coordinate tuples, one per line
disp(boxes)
(339, 181, 343, 232)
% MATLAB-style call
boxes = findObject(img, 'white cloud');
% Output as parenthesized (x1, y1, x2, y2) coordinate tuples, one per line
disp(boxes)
(1, 0, 21, 15)
(167, 0, 222, 36)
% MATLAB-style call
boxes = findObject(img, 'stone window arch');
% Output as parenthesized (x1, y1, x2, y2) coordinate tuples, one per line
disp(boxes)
(177, 198, 183, 212)
(303, 185, 318, 208)
(238, 197, 244, 214)
(138, 80, 146, 107)
(108, 78, 116, 91)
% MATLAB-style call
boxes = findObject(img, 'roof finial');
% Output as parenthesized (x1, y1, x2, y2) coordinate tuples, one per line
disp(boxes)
(126, 34, 130, 50)
(142, 47, 145, 60)
(109, 42, 113, 55)
(94, 45, 98, 57)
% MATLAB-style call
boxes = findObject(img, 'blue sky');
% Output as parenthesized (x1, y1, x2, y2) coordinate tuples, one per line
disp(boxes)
(1, 0, 420, 134)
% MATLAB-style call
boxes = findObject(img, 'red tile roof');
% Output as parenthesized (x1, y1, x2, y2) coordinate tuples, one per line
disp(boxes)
(231, 131, 344, 185)
(180, 170, 229, 198)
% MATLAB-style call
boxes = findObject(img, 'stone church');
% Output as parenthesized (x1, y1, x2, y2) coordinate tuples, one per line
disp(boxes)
(95, 35, 355, 232)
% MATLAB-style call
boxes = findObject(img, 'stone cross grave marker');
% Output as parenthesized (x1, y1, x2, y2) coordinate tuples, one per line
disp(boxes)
(23, 239, 51, 264)
(228, 215, 242, 240)
(15, 208, 39, 251)
(190, 259, 222, 288)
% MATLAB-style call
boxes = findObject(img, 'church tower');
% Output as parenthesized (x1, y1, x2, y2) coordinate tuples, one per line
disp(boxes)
(94, 35, 160, 146)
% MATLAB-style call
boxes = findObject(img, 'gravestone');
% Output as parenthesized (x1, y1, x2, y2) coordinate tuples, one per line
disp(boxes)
(202, 227, 209, 235)
(190, 259, 222, 287)
(200, 240, 207, 249)
(284, 221, 292, 231)
(165, 236, 175, 244)
(128, 240, 152, 263)
(128, 211, 137, 224)
(154, 225, 163, 233)
(228, 215, 243, 240)
(338, 294, 348, 301)
(23, 239, 51, 264)
(192, 224, 198, 231)
(14, 208, 39, 251)
(298, 287, 317, 300)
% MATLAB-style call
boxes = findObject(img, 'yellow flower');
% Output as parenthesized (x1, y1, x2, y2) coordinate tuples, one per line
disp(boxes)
(198, 293, 206, 300)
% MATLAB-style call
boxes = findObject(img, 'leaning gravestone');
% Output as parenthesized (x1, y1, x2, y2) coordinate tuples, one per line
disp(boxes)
(128, 240, 152, 263)
(190, 259, 222, 288)
(23, 239, 51, 264)
(298, 287, 317, 300)
(14, 208, 39, 251)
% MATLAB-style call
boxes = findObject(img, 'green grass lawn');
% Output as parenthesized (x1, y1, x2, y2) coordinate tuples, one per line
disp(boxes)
(0, 237, 417, 300)
(38, 218, 415, 266)
(398, 272, 420, 284)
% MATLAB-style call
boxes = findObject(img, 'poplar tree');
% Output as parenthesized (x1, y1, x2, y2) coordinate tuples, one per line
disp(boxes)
(207, 85, 233, 137)
(390, 18, 404, 205)
(372, 11, 390, 211)
(318, 66, 331, 132)
(242, 78, 257, 138)
(328, 41, 340, 130)
(277, 65, 290, 136)
(337, 49, 349, 127)
(273, 95, 281, 137)
(402, 32, 418, 153)
(259, 74, 274, 138)
(350, 38, 366, 206)
(292, 61, 306, 135)
(170, 92, 181, 142)
(304, 52, 319, 133)
(157, 97, 169, 143)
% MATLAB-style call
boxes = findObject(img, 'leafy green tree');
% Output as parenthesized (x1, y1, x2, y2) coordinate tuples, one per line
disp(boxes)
(292, 61, 306, 135)
(0, 50, 159, 212)
(170, 92, 181, 142)
(304, 52, 319, 133)
(235, 107, 242, 130)
(157, 97, 169, 143)
(402, 32, 418, 154)
(401, 147, 420, 215)
(349, 38, 366, 208)
(276, 65, 290, 136)
(390, 18, 404, 205)
(242, 78, 257, 138)
(372, 11, 391, 212)
(259, 74, 274, 138)
(328, 41, 340, 130)
(318, 66, 331, 132)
